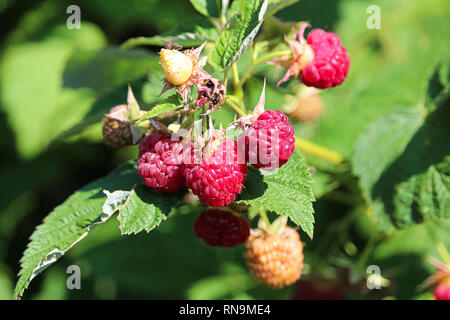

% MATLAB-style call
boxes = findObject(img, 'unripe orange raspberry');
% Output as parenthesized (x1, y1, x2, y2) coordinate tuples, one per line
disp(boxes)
(160, 49, 193, 86)
(245, 226, 304, 288)
(288, 91, 323, 123)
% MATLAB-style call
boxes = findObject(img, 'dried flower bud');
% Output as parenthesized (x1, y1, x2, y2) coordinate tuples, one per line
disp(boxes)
(102, 105, 133, 148)
(196, 78, 226, 111)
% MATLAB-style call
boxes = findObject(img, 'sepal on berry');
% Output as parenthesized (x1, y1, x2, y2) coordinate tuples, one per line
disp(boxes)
(236, 83, 296, 170)
(245, 224, 304, 288)
(272, 24, 350, 89)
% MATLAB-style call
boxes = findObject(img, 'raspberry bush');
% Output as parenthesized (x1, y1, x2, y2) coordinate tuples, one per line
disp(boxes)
(4, 0, 449, 300)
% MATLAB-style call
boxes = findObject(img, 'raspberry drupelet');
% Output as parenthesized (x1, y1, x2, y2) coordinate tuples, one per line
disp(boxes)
(185, 139, 248, 207)
(138, 134, 187, 193)
(274, 23, 350, 89)
(238, 110, 296, 170)
(245, 226, 304, 288)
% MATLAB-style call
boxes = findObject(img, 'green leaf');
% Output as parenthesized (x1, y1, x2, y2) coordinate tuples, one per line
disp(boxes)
(13, 162, 140, 299)
(372, 219, 450, 299)
(266, 0, 300, 17)
(118, 185, 187, 235)
(236, 151, 315, 237)
(353, 89, 450, 232)
(190, 0, 220, 17)
(0, 24, 106, 159)
(62, 48, 158, 95)
(209, 0, 268, 70)
(140, 95, 183, 119)
(294, 0, 450, 160)
(121, 19, 219, 49)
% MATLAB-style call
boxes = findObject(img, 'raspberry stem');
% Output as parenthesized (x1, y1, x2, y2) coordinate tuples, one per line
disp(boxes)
(232, 63, 245, 104)
(258, 208, 271, 230)
(295, 136, 343, 164)
(225, 95, 247, 117)
(238, 50, 293, 90)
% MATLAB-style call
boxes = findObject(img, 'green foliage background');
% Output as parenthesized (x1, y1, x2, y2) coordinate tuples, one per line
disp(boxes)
(0, 0, 448, 299)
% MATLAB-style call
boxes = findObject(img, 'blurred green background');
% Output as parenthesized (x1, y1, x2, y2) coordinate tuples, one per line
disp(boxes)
(0, 0, 449, 299)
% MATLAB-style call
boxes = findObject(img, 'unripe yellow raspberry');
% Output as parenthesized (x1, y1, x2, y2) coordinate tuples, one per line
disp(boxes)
(245, 226, 304, 288)
(160, 49, 193, 86)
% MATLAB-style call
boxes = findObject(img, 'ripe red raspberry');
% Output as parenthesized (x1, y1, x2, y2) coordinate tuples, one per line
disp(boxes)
(434, 277, 450, 300)
(194, 209, 250, 247)
(301, 29, 350, 89)
(245, 226, 304, 288)
(138, 133, 186, 193)
(238, 110, 295, 170)
(185, 139, 247, 207)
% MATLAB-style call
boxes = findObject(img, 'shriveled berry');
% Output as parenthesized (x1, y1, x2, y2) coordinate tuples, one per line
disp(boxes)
(245, 226, 304, 288)
(102, 105, 133, 148)
(185, 139, 247, 207)
(138, 134, 186, 193)
(238, 110, 295, 170)
(194, 209, 250, 247)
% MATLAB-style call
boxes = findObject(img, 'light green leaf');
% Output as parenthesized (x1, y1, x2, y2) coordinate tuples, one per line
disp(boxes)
(62, 48, 158, 95)
(140, 95, 183, 119)
(190, 0, 220, 17)
(266, 0, 300, 16)
(353, 87, 450, 232)
(236, 151, 315, 237)
(118, 185, 186, 235)
(209, 0, 268, 70)
(121, 19, 219, 49)
(13, 162, 140, 299)
(0, 24, 106, 159)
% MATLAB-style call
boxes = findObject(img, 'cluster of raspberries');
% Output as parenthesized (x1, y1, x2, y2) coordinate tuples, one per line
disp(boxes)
(193, 209, 304, 288)
(137, 109, 296, 207)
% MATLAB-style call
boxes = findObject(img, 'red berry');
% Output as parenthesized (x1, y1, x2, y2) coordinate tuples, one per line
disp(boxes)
(434, 277, 450, 300)
(194, 209, 250, 247)
(138, 134, 186, 193)
(238, 110, 295, 170)
(185, 139, 247, 207)
(301, 29, 350, 89)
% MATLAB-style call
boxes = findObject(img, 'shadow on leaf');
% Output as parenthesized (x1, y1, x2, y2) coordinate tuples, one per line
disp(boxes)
(372, 99, 450, 228)
(236, 166, 268, 201)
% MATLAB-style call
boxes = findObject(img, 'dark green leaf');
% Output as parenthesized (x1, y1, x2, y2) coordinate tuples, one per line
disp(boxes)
(13, 162, 141, 299)
(236, 151, 315, 237)
(121, 19, 219, 49)
(353, 92, 450, 232)
(266, 0, 300, 17)
(118, 185, 187, 235)
(190, 0, 220, 17)
(209, 0, 268, 70)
